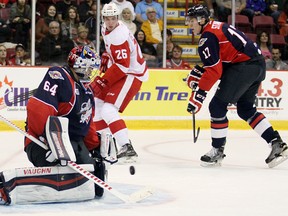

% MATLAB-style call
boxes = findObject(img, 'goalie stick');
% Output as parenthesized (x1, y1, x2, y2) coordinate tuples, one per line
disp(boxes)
(0, 88, 37, 110)
(0, 114, 154, 203)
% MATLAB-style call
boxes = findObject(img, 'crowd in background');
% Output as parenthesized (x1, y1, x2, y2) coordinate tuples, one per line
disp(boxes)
(0, 0, 288, 70)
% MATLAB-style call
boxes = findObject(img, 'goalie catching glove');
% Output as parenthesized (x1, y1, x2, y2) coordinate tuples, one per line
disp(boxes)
(187, 88, 207, 114)
(186, 65, 205, 90)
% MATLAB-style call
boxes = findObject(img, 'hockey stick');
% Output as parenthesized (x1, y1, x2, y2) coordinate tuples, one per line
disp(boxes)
(0, 114, 153, 203)
(192, 111, 200, 143)
(0, 88, 37, 110)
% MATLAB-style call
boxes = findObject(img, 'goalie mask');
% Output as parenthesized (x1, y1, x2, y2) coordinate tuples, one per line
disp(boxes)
(67, 46, 100, 82)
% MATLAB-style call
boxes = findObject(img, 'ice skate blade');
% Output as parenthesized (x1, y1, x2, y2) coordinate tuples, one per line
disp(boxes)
(267, 149, 288, 168)
(117, 156, 138, 164)
(200, 161, 223, 167)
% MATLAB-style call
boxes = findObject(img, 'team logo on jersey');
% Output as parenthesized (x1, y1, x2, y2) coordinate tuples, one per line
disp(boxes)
(48, 71, 64, 80)
(198, 38, 207, 47)
(79, 99, 92, 124)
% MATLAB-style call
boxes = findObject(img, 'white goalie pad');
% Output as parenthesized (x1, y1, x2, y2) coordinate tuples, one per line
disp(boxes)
(1, 165, 95, 205)
(46, 116, 76, 165)
(100, 132, 118, 165)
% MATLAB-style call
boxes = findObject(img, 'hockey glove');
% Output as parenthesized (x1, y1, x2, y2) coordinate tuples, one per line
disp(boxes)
(99, 51, 109, 73)
(186, 65, 205, 90)
(90, 76, 108, 97)
(187, 89, 207, 114)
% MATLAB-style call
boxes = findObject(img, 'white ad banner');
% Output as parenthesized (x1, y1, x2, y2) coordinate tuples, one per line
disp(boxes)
(0, 67, 287, 121)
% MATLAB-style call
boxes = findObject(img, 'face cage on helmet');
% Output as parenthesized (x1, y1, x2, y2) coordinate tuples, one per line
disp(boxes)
(74, 66, 99, 83)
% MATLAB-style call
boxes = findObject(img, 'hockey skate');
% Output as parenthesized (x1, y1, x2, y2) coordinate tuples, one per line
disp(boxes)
(265, 132, 288, 168)
(0, 186, 9, 205)
(200, 146, 226, 167)
(117, 142, 138, 163)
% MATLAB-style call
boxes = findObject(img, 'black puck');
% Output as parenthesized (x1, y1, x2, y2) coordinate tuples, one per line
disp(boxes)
(129, 165, 135, 175)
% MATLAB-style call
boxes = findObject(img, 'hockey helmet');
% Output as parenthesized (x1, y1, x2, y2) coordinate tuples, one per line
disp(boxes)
(101, 2, 120, 18)
(186, 4, 210, 23)
(67, 46, 100, 82)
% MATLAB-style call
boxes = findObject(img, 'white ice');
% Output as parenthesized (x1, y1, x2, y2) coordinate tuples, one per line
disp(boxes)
(1, 129, 288, 216)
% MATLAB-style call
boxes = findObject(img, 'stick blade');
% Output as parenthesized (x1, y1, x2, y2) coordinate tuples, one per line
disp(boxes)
(128, 186, 154, 203)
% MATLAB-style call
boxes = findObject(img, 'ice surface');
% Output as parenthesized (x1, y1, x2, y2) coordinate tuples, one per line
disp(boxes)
(1, 129, 288, 216)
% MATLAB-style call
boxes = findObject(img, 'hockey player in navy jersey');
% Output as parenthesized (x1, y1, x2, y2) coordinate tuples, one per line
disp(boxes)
(185, 5, 288, 168)
(0, 46, 107, 205)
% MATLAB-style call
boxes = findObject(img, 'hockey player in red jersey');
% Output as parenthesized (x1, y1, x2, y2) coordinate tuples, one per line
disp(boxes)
(185, 5, 288, 168)
(90, 2, 149, 162)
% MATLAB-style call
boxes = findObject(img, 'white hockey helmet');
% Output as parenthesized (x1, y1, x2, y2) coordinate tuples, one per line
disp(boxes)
(101, 2, 120, 18)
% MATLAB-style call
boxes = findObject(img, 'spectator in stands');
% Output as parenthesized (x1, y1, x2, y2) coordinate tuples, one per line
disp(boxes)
(0, 44, 13, 66)
(256, 30, 272, 60)
(101, 0, 111, 4)
(38, 21, 74, 66)
(166, 45, 191, 69)
(141, 7, 163, 46)
(36, 4, 58, 44)
(9, 43, 31, 66)
(135, 29, 158, 67)
(61, 6, 80, 40)
(0, 18, 11, 43)
(157, 29, 175, 61)
(84, 2, 97, 41)
(35, 0, 46, 22)
(56, 0, 77, 23)
(216, 0, 246, 22)
(113, 0, 136, 21)
(241, 0, 266, 22)
(121, 7, 137, 35)
(73, 25, 95, 49)
(265, 0, 281, 25)
(0, 0, 10, 8)
(135, 0, 163, 24)
(204, 0, 215, 19)
(266, 47, 288, 70)
(9, 0, 31, 48)
(78, 0, 94, 23)
(278, 1, 288, 39)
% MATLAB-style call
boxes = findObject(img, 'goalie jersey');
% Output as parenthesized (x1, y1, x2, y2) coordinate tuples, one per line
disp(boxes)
(25, 66, 99, 151)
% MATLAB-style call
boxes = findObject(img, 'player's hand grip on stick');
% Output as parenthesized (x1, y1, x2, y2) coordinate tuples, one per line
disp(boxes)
(187, 89, 207, 114)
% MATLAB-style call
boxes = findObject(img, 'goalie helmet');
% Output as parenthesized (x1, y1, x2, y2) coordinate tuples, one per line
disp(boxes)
(67, 46, 100, 82)
(101, 2, 120, 18)
(186, 4, 210, 23)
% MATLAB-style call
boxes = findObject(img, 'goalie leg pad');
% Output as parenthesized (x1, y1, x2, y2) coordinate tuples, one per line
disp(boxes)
(46, 116, 76, 165)
(0, 165, 95, 205)
(100, 132, 118, 165)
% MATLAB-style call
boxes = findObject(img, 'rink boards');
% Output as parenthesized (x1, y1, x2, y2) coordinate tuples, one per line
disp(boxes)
(0, 67, 287, 130)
